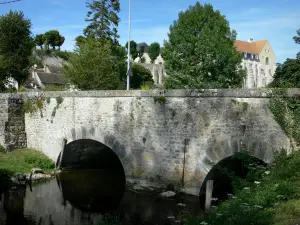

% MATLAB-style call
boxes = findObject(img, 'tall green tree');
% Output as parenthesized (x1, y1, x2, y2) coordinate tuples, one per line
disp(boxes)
(35, 34, 44, 49)
(63, 39, 122, 90)
(162, 3, 244, 89)
(84, 0, 120, 44)
(138, 45, 145, 58)
(44, 30, 61, 50)
(75, 35, 86, 47)
(0, 10, 34, 86)
(269, 59, 300, 88)
(148, 42, 160, 63)
(269, 28, 300, 88)
(125, 40, 138, 61)
(56, 35, 65, 50)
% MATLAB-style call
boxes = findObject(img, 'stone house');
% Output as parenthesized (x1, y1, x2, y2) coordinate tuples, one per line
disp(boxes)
(25, 64, 67, 90)
(235, 38, 276, 88)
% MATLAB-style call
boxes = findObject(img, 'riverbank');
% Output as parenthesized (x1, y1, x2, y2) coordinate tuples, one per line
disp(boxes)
(0, 148, 56, 192)
(189, 150, 300, 225)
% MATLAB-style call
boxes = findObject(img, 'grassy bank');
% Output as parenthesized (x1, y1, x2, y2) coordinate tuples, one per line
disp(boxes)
(0, 148, 55, 174)
(0, 148, 55, 192)
(188, 150, 300, 225)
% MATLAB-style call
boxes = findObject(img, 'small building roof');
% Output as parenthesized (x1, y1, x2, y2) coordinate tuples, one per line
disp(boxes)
(235, 40, 268, 54)
(46, 65, 63, 74)
(37, 72, 67, 85)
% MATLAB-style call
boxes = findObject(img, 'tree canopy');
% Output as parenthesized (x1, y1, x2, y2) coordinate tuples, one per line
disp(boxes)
(0, 10, 34, 87)
(84, 0, 120, 44)
(35, 30, 65, 50)
(130, 64, 154, 89)
(148, 42, 160, 63)
(63, 39, 123, 90)
(162, 3, 244, 89)
(125, 40, 138, 61)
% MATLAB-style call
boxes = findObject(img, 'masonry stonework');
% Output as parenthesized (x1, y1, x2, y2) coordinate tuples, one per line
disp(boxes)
(10, 89, 291, 196)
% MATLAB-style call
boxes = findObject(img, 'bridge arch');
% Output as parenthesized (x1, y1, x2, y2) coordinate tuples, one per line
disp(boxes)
(199, 151, 267, 204)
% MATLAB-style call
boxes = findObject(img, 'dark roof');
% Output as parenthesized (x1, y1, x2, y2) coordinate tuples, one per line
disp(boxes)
(37, 72, 67, 85)
(137, 42, 149, 52)
(46, 65, 63, 74)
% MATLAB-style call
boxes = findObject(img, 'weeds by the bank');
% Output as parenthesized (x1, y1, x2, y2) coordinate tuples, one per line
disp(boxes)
(189, 150, 300, 225)
(0, 148, 54, 174)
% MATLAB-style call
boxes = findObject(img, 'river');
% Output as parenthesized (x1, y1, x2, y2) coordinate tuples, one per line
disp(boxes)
(0, 169, 203, 225)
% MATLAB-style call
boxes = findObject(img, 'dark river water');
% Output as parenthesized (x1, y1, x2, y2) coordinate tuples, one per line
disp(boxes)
(0, 170, 203, 225)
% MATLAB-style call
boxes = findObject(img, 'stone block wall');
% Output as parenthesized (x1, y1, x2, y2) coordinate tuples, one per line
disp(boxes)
(21, 89, 293, 195)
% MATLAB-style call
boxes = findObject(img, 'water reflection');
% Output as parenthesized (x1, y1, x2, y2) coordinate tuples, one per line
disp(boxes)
(0, 169, 202, 225)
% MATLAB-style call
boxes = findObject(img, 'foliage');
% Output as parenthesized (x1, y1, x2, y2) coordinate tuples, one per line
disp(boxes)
(125, 40, 138, 61)
(138, 45, 145, 58)
(35, 34, 44, 49)
(75, 35, 86, 47)
(84, 0, 120, 44)
(54, 50, 72, 61)
(153, 96, 167, 104)
(162, 3, 245, 89)
(0, 10, 35, 85)
(43, 85, 66, 91)
(43, 30, 65, 50)
(23, 95, 46, 116)
(190, 150, 300, 225)
(148, 42, 160, 63)
(130, 64, 154, 89)
(268, 58, 300, 88)
(63, 39, 122, 90)
(140, 56, 146, 63)
(293, 29, 300, 44)
(269, 90, 300, 146)
(140, 81, 154, 90)
(56, 96, 63, 105)
(0, 148, 54, 173)
(0, 144, 5, 153)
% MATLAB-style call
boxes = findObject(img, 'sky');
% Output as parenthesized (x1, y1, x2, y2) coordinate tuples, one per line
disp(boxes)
(0, 0, 299, 63)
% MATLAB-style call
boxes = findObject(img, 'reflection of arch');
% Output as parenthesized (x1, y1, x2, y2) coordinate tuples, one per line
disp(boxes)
(266, 57, 269, 65)
(56, 139, 126, 213)
(199, 153, 266, 205)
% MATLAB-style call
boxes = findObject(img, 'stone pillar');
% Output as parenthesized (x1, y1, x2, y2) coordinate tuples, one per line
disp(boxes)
(5, 95, 27, 151)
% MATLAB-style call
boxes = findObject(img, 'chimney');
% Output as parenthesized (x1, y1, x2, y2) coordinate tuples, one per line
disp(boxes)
(248, 38, 253, 43)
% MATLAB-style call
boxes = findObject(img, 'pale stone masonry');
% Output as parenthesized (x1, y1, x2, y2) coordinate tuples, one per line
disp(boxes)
(0, 89, 294, 195)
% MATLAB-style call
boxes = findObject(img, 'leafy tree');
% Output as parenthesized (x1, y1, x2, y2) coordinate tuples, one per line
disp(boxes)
(56, 35, 65, 50)
(75, 35, 86, 47)
(138, 45, 145, 58)
(268, 58, 300, 88)
(0, 10, 34, 86)
(63, 39, 122, 90)
(269, 28, 300, 88)
(44, 30, 60, 50)
(148, 42, 160, 63)
(125, 40, 138, 61)
(163, 3, 244, 89)
(35, 34, 44, 49)
(293, 29, 300, 44)
(84, 0, 120, 44)
(130, 64, 154, 89)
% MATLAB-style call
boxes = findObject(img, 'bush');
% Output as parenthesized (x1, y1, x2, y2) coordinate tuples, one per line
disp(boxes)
(0, 144, 5, 153)
(130, 64, 154, 89)
(24, 155, 54, 169)
(194, 150, 300, 225)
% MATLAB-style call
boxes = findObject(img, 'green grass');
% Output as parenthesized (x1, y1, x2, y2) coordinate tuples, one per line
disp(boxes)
(0, 148, 55, 174)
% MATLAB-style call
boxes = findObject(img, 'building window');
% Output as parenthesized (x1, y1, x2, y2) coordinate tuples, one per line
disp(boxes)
(266, 57, 269, 65)
(247, 53, 251, 58)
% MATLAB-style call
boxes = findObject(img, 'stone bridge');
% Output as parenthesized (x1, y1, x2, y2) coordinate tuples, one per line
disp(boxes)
(0, 89, 294, 195)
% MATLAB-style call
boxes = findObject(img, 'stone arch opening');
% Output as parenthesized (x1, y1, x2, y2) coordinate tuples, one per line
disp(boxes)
(199, 153, 266, 206)
(55, 139, 126, 213)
